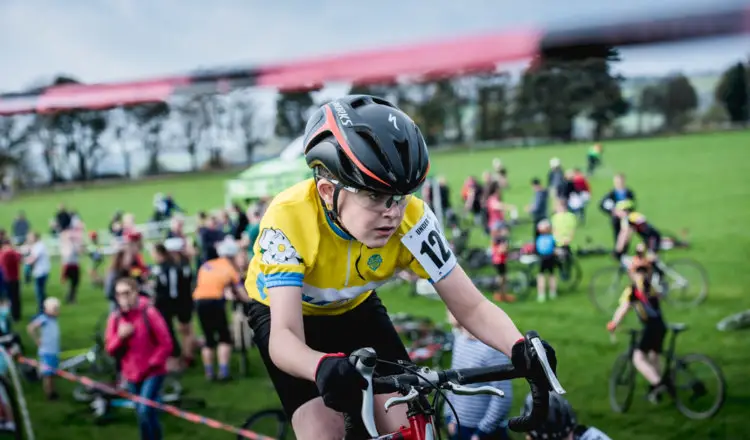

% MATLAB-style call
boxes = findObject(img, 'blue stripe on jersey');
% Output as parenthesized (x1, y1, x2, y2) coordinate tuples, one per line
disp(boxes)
(443, 331, 513, 434)
(257, 272, 305, 299)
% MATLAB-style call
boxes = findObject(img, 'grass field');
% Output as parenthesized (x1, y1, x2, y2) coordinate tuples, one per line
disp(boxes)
(1, 130, 749, 440)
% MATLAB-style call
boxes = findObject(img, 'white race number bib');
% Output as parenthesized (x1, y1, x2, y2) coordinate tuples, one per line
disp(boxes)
(401, 205, 457, 283)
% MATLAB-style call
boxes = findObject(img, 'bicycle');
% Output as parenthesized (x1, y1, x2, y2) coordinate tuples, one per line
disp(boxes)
(345, 330, 563, 440)
(716, 309, 750, 331)
(405, 327, 454, 370)
(589, 256, 708, 313)
(488, 247, 581, 301)
(238, 408, 291, 440)
(0, 376, 22, 440)
(74, 372, 186, 405)
(608, 323, 726, 419)
(89, 384, 206, 424)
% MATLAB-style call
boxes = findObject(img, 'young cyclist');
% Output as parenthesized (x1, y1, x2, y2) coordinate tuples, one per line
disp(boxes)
(612, 199, 664, 283)
(607, 264, 670, 403)
(243, 95, 557, 440)
(520, 392, 612, 440)
(490, 227, 514, 303)
(535, 220, 558, 302)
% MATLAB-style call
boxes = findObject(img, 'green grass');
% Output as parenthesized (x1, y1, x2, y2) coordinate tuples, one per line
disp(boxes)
(1, 130, 749, 440)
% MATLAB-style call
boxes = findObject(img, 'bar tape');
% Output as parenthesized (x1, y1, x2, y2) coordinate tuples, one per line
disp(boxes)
(16, 356, 276, 440)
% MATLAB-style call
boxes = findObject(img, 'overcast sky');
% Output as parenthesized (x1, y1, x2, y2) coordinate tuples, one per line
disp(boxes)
(0, 0, 748, 92)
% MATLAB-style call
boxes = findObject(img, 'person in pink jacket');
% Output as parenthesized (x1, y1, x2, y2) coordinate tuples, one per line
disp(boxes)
(106, 277, 173, 440)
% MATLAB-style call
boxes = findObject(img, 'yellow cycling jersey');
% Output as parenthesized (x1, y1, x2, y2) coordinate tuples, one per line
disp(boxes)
(550, 211, 576, 245)
(245, 179, 457, 316)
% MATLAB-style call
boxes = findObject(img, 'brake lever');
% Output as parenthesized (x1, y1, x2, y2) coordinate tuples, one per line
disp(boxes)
(350, 348, 379, 439)
(529, 336, 566, 395)
(384, 387, 420, 412)
(445, 382, 505, 398)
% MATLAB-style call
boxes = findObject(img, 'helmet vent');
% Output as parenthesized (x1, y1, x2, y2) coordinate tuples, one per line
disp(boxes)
(358, 131, 391, 172)
(349, 97, 369, 109)
(337, 149, 360, 182)
(394, 139, 412, 181)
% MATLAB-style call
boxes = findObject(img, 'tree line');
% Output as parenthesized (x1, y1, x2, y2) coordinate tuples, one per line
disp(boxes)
(1, 49, 748, 187)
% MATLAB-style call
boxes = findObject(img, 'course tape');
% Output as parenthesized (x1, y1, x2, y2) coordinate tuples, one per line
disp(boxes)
(16, 356, 275, 440)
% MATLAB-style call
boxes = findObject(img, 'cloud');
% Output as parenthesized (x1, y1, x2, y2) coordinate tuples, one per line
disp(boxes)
(0, 0, 748, 91)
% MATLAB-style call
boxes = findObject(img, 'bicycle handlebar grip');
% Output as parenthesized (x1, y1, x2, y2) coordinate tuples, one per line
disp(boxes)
(507, 380, 549, 432)
(349, 348, 379, 439)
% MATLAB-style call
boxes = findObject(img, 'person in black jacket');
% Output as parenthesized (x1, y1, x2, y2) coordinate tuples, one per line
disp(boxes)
(150, 243, 182, 371)
(162, 237, 196, 369)
(599, 173, 637, 249)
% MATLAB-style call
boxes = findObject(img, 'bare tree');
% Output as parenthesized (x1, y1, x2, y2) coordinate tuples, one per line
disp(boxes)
(0, 116, 33, 169)
(125, 102, 171, 175)
(232, 92, 263, 163)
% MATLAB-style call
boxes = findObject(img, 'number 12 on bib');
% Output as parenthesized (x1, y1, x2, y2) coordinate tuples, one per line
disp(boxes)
(401, 205, 457, 283)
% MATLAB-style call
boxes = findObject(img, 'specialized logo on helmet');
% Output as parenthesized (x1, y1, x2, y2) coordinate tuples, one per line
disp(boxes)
(332, 101, 353, 126)
(388, 113, 399, 130)
(367, 254, 383, 271)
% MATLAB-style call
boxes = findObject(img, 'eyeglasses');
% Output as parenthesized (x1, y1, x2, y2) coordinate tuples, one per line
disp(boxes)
(115, 288, 134, 296)
(328, 179, 412, 212)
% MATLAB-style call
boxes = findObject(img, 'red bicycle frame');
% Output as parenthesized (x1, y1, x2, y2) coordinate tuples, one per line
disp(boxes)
(375, 413, 434, 440)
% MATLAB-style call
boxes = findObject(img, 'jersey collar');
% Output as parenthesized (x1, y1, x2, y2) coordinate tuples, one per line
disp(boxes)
(324, 211, 354, 241)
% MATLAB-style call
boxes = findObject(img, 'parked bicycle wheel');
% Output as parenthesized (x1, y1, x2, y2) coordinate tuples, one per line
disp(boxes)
(0, 376, 22, 440)
(589, 266, 629, 313)
(660, 259, 708, 308)
(608, 352, 636, 413)
(716, 310, 750, 331)
(506, 270, 531, 299)
(239, 409, 291, 440)
(160, 374, 183, 404)
(557, 256, 583, 293)
(671, 354, 726, 420)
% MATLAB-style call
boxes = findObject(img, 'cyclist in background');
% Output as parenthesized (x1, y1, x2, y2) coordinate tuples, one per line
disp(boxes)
(550, 199, 577, 281)
(607, 265, 670, 403)
(599, 173, 636, 249)
(243, 95, 557, 440)
(520, 392, 612, 440)
(612, 200, 663, 275)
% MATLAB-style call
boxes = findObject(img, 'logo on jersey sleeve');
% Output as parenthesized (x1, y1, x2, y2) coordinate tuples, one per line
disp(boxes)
(258, 228, 302, 265)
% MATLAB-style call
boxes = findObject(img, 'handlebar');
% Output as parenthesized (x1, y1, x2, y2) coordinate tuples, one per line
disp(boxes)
(350, 330, 564, 438)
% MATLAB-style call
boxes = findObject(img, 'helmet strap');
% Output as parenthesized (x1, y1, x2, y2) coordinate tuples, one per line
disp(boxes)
(320, 186, 354, 239)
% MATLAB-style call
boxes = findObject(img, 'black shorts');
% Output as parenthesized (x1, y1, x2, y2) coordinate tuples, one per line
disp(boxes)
(246, 292, 411, 419)
(175, 295, 194, 324)
(494, 263, 507, 276)
(155, 303, 182, 358)
(539, 255, 557, 274)
(195, 299, 231, 349)
(638, 320, 666, 353)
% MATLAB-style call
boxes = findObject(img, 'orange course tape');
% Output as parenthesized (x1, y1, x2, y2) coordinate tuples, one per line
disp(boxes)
(17, 356, 276, 440)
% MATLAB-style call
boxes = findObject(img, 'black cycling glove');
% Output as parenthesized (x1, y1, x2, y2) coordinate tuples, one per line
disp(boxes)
(315, 353, 368, 412)
(511, 337, 557, 387)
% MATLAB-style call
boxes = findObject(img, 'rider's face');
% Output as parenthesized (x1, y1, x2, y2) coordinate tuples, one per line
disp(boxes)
(339, 190, 407, 248)
(318, 180, 407, 248)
